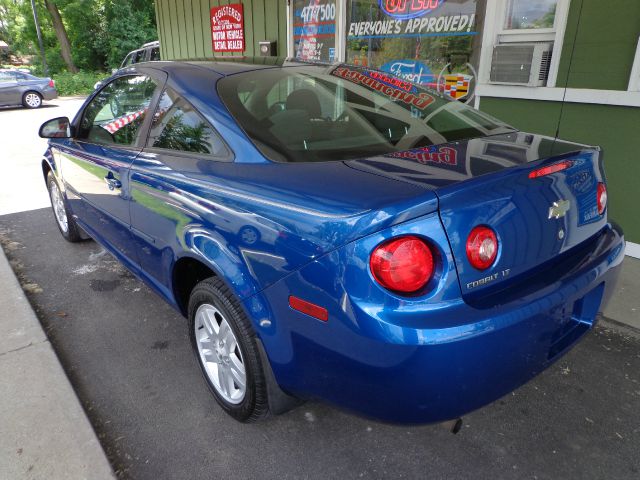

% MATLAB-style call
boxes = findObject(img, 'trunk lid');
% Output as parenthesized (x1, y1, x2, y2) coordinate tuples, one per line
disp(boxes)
(344, 132, 608, 299)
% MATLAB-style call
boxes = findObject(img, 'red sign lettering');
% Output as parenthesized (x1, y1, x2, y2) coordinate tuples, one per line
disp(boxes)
(211, 4, 245, 53)
(388, 146, 458, 166)
(331, 67, 435, 109)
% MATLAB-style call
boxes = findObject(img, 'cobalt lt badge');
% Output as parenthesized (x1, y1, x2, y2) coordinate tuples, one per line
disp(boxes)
(548, 199, 570, 219)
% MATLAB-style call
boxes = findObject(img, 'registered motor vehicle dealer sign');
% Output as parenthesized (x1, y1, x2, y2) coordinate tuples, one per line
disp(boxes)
(211, 4, 245, 52)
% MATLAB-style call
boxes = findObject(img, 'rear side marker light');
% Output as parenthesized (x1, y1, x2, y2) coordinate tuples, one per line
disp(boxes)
(370, 236, 434, 294)
(289, 295, 328, 322)
(48, 79, 55, 88)
(528, 160, 573, 179)
(466, 226, 498, 270)
(597, 182, 607, 215)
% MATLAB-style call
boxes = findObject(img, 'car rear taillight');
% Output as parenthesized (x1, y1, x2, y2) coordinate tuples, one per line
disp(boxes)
(48, 79, 55, 88)
(370, 236, 434, 294)
(528, 160, 573, 179)
(466, 226, 498, 270)
(597, 182, 607, 215)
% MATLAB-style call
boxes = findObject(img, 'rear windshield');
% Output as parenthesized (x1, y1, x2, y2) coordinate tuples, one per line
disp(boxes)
(217, 64, 514, 163)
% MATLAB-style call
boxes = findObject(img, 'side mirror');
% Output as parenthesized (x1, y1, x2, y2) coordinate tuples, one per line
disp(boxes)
(39, 116, 72, 139)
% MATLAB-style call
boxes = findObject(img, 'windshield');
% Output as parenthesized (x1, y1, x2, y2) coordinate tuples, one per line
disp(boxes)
(217, 64, 514, 163)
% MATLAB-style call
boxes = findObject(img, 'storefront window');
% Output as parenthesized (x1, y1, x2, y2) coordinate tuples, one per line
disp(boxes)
(345, 0, 481, 102)
(504, 0, 557, 30)
(293, 0, 337, 62)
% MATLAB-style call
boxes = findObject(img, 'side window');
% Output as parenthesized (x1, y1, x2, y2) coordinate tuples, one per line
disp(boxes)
(0, 71, 16, 82)
(147, 88, 228, 157)
(77, 75, 157, 146)
(133, 50, 145, 64)
(149, 47, 160, 61)
(121, 53, 134, 68)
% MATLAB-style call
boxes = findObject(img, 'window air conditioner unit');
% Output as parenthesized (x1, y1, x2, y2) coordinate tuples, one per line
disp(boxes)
(490, 43, 553, 87)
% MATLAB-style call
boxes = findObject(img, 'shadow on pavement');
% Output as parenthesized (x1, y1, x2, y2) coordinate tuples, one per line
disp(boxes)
(1, 207, 639, 480)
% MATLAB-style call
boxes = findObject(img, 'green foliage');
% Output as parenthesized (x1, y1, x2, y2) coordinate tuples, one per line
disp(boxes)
(99, 1, 158, 68)
(0, 0, 157, 73)
(53, 70, 105, 95)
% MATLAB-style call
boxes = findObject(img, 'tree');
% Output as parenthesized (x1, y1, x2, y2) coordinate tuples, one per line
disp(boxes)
(0, 0, 157, 72)
(43, 0, 77, 72)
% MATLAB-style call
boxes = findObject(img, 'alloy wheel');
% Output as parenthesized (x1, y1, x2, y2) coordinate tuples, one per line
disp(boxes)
(25, 93, 41, 108)
(49, 181, 69, 233)
(194, 303, 246, 404)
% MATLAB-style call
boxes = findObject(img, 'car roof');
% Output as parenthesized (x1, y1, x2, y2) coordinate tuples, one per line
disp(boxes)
(148, 57, 322, 77)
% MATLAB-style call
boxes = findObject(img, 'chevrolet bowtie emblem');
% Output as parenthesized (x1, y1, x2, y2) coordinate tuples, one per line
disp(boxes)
(548, 200, 571, 219)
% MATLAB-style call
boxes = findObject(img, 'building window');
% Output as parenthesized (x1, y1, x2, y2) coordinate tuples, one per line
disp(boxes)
(343, 0, 481, 103)
(292, 0, 338, 62)
(479, 0, 570, 88)
(504, 0, 557, 30)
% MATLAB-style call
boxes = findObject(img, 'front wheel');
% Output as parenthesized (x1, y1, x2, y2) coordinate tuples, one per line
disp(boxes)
(47, 172, 83, 242)
(22, 91, 42, 109)
(188, 277, 269, 422)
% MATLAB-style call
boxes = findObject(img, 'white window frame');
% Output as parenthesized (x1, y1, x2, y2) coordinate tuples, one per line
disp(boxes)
(478, 0, 571, 88)
(628, 36, 640, 91)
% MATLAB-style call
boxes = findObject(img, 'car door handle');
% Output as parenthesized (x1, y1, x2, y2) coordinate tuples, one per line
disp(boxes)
(104, 173, 122, 191)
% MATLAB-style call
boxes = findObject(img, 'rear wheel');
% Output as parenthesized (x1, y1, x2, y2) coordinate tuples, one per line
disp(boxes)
(188, 277, 269, 422)
(22, 91, 42, 109)
(47, 172, 83, 242)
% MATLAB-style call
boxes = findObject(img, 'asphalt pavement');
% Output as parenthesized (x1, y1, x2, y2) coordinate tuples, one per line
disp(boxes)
(2, 209, 639, 479)
(1, 97, 639, 479)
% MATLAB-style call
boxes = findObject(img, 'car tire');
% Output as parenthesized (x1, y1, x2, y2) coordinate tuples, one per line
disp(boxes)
(188, 277, 270, 422)
(47, 171, 83, 242)
(22, 91, 42, 109)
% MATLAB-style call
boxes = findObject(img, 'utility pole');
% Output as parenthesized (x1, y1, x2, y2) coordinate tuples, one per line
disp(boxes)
(30, 0, 49, 76)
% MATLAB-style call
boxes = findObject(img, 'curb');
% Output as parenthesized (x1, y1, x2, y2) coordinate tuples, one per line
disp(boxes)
(0, 247, 115, 480)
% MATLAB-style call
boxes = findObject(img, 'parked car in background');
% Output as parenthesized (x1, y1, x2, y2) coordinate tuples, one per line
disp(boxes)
(94, 41, 160, 91)
(0, 69, 57, 108)
(39, 58, 624, 425)
(120, 41, 161, 68)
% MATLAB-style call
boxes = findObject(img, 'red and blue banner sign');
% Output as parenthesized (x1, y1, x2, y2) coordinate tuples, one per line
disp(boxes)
(293, 0, 337, 62)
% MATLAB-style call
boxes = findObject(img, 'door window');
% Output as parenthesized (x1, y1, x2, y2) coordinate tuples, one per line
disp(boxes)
(149, 47, 161, 61)
(147, 88, 228, 157)
(77, 75, 157, 146)
(0, 71, 16, 82)
(121, 53, 134, 68)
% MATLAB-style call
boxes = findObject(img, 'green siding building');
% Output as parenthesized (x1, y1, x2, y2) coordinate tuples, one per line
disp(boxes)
(155, 0, 287, 60)
(154, 0, 639, 256)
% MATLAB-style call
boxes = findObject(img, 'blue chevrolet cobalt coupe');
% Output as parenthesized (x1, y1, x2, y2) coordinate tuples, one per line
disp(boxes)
(39, 58, 624, 424)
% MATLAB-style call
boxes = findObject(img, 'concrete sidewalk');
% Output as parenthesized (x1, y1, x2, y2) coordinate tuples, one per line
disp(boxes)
(602, 255, 640, 329)
(0, 247, 114, 480)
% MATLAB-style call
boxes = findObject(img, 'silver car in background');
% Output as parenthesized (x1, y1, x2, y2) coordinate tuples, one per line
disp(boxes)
(93, 41, 161, 91)
(0, 70, 58, 108)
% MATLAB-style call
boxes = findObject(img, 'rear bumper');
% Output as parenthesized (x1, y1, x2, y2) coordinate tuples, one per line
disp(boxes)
(42, 87, 58, 101)
(256, 223, 624, 424)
